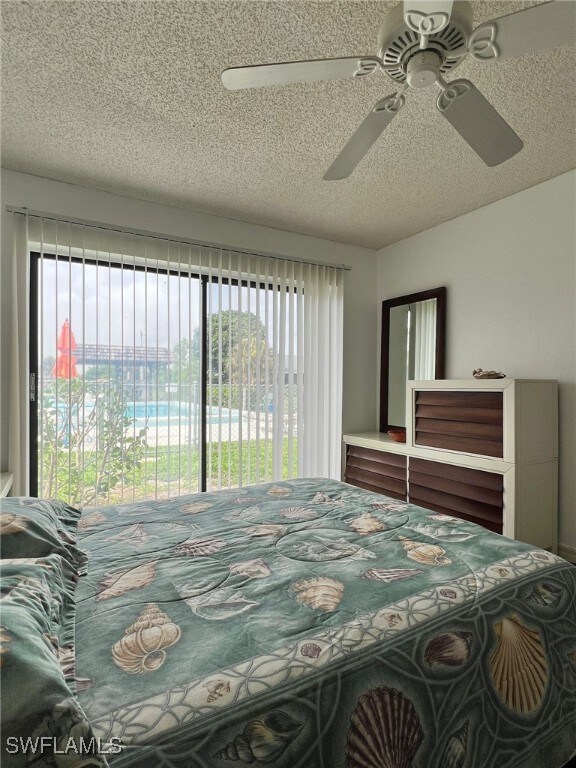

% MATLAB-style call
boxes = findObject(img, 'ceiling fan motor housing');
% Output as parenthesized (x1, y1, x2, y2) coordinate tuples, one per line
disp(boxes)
(378, 0, 473, 83)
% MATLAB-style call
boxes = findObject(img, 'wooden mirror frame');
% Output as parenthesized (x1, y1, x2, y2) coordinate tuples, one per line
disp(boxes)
(379, 286, 447, 432)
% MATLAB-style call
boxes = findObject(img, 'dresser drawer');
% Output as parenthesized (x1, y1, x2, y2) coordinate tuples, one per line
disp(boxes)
(408, 457, 503, 533)
(414, 390, 504, 458)
(345, 446, 407, 500)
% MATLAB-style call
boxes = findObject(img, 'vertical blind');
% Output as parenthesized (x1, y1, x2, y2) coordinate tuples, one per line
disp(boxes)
(9, 211, 344, 504)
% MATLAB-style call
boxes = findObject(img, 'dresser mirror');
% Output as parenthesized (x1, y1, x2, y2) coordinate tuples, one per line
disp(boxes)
(380, 287, 446, 431)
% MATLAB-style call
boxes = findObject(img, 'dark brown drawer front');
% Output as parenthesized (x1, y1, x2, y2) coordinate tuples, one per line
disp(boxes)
(408, 457, 503, 533)
(414, 390, 504, 458)
(345, 446, 407, 500)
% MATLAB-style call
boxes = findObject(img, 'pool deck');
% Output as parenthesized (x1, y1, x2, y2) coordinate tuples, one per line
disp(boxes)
(150, 413, 294, 446)
(81, 412, 292, 448)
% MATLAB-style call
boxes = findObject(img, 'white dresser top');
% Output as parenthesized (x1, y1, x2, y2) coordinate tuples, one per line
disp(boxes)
(0, 472, 14, 498)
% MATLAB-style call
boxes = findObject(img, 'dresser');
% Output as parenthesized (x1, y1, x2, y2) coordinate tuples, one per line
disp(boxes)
(344, 379, 558, 552)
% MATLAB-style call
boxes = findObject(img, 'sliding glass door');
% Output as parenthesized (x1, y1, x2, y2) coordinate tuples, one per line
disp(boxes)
(30, 251, 297, 507)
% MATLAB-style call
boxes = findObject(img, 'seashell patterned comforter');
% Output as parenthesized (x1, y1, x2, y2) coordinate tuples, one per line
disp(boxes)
(73, 478, 576, 767)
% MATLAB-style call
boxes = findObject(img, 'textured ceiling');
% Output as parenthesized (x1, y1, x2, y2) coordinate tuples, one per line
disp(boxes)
(1, 0, 575, 249)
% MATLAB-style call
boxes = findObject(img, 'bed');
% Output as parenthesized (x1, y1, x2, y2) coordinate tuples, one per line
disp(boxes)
(2, 478, 576, 768)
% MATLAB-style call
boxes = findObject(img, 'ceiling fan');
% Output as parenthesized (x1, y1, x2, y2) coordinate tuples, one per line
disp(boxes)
(221, 1, 575, 179)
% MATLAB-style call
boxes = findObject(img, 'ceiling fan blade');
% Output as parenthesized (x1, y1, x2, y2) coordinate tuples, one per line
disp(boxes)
(404, 1, 454, 37)
(470, 1, 576, 61)
(324, 93, 406, 180)
(221, 56, 382, 91)
(437, 79, 523, 166)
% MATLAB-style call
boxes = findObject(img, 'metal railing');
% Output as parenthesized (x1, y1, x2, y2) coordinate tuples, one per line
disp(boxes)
(75, 344, 171, 364)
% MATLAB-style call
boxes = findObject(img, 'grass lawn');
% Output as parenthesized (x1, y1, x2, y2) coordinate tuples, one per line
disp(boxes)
(43, 438, 298, 507)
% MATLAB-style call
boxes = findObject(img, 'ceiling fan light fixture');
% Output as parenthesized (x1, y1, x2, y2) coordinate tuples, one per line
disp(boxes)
(405, 50, 442, 88)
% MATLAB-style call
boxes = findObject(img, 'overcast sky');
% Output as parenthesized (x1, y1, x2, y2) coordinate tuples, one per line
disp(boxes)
(38, 258, 287, 361)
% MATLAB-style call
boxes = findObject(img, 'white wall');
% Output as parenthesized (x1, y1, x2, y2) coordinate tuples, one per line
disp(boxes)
(0, 169, 379, 470)
(377, 171, 576, 551)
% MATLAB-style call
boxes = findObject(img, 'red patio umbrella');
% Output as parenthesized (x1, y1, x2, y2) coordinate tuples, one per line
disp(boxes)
(52, 319, 78, 379)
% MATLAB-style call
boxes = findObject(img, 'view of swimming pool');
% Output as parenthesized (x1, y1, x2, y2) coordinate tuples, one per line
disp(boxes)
(125, 401, 241, 429)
